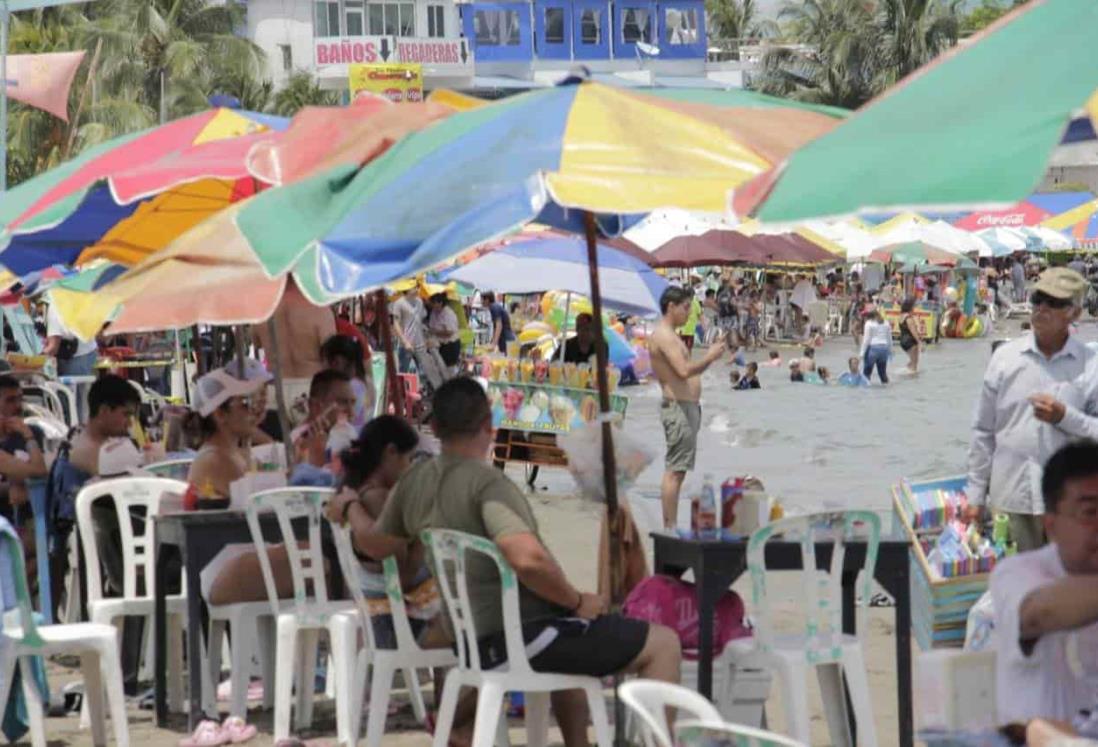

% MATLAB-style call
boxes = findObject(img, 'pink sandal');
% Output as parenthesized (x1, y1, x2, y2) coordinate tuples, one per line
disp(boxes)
(179, 719, 227, 747)
(221, 716, 258, 744)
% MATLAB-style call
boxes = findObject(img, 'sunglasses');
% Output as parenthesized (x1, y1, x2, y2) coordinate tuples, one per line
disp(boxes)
(1030, 291, 1075, 310)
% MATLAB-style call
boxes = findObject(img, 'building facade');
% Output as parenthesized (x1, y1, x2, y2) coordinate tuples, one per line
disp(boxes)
(245, 0, 715, 94)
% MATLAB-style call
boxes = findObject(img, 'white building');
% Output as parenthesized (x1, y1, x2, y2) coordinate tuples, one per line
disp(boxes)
(246, 0, 476, 92)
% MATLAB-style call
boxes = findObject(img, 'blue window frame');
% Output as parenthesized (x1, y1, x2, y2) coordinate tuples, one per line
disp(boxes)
(659, 1, 705, 58)
(462, 2, 533, 61)
(535, 0, 571, 59)
(613, 3, 656, 59)
(572, 0, 609, 59)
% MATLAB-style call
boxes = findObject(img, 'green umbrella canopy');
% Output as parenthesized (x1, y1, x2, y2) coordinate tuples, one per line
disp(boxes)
(737, 0, 1098, 223)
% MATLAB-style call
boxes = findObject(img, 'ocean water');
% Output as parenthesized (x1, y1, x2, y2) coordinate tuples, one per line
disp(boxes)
(538, 318, 1098, 518)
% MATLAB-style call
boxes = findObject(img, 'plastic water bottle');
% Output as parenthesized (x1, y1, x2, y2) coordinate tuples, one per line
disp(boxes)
(697, 474, 718, 540)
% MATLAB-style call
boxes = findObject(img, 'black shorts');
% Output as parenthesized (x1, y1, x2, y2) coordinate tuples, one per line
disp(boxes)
(477, 615, 649, 677)
(439, 340, 462, 367)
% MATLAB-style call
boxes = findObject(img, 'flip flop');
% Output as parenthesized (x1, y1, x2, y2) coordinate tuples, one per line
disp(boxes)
(179, 719, 228, 747)
(221, 716, 258, 744)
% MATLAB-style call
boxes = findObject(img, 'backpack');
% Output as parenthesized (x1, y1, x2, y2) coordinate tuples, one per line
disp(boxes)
(622, 574, 751, 659)
(43, 430, 91, 553)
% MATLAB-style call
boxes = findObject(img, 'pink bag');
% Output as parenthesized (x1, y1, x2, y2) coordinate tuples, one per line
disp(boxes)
(622, 575, 751, 660)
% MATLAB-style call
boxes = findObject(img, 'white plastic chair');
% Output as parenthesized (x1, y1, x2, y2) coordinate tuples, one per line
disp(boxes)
(619, 679, 722, 747)
(424, 528, 613, 747)
(328, 523, 457, 746)
(244, 486, 349, 740)
(73, 477, 189, 713)
(722, 511, 881, 747)
(1, 524, 130, 746)
(675, 719, 808, 747)
(206, 595, 276, 719)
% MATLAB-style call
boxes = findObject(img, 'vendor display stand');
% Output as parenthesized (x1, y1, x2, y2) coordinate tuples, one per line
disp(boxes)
(881, 301, 940, 342)
(891, 476, 992, 650)
(485, 372, 629, 476)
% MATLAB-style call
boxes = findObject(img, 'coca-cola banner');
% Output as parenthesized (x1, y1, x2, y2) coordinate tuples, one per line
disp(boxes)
(954, 201, 1051, 230)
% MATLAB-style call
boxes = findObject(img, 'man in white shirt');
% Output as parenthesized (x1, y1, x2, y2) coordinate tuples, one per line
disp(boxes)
(43, 304, 98, 376)
(991, 441, 1098, 724)
(967, 267, 1096, 551)
(391, 287, 444, 389)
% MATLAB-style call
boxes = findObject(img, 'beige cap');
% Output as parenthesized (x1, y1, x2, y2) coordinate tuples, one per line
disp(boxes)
(1033, 267, 1087, 301)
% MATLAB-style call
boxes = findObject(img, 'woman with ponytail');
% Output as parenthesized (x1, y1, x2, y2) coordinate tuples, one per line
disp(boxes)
(326, 415, 436, 647)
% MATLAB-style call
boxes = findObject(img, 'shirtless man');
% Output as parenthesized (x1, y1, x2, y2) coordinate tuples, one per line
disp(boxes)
(649, 286, 726, 528)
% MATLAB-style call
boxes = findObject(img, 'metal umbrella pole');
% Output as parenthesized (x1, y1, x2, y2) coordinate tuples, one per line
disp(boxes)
(582, 211, 626, 744)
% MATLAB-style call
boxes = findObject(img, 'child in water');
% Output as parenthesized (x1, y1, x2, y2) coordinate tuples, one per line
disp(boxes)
(838, 356, 870, 387)
(789, 360, 805, 382)
(817, 366, 831, 384)
(729, 368, 742, 388)
(735, 361, 761, 390)
(763, 350, 782, 367)
(801, 347, 817, 372)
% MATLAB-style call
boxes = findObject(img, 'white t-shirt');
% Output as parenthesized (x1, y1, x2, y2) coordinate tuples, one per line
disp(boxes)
(991, 543, 1098, 723)
(46, 306, 97, 357)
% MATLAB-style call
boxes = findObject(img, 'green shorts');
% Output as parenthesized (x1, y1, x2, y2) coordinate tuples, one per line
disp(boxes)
(661, 399, 701, 473)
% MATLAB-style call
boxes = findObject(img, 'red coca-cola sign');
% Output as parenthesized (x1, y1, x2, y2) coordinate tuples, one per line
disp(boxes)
(954, 201, 1051, 230)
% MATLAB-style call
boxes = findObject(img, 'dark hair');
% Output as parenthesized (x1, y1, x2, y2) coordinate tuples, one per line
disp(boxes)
(309, 369, 352, 401)
(746, 361, 758, 373)
(88, 374, 141, 418)
(431, 377, 490, 439)
(1041, 441, 1098, 514)
(901, 297, 915, 313)
(430, 292, 448, 305)
(705, 289, 716, 298)
(803, 347, 815, 358)
(320, 334, 366, 379)
(0, 374, 19, 392)
(659, 286, 691, 314)
(340, 415, 419, 490)
(482, 291, 496, 304)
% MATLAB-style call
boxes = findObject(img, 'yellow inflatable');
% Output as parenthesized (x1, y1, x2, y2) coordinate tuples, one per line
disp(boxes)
(962, 316, 984, 339)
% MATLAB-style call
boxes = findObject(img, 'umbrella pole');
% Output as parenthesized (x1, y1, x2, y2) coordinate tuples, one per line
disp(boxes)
(583, 212, 626, 745)
(375, 289, 405, 417)
(557, 291, 572, 362)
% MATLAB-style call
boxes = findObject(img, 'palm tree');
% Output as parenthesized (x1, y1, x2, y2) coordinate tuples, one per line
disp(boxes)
(271, 71, 338, 116)
(755, 0, 881, 108)
(707, 0, 779, 43)
(84, 0, 266, 123)
(754, 0, 960, 108)
(875, 0, 961, 85)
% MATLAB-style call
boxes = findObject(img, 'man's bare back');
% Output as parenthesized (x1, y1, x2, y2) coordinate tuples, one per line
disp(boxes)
(650, 319, 702, 402)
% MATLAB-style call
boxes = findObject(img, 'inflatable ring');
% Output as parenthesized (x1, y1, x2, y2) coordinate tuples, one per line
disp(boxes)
(963, 316, 984, 339)
(939, 308, 965, 338)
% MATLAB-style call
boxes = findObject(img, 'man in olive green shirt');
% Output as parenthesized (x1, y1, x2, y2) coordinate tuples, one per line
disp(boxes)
(363, 377, 680, 747)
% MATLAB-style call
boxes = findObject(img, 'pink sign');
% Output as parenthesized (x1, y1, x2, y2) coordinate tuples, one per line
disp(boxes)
(954, 201, 1051, 230)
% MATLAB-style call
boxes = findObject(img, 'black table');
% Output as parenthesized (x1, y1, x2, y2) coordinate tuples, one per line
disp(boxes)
(153, 510, 329, 730)
(652, 530, 914, 747)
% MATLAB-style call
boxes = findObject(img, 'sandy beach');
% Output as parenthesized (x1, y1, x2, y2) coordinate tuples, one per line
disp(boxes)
(19, 315, 1083, 747)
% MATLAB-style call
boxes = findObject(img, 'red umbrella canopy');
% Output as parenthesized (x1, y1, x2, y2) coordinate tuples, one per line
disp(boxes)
(652, 230, 835, 268)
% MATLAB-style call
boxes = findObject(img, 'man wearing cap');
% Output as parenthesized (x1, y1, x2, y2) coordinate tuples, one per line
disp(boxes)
(967, 267, 1098, 551)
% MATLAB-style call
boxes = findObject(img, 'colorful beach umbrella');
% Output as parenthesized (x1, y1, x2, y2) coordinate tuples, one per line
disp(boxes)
(0, 108, 287, 275)
(735, 0, 1098, 222)
(869, 241, 975, 268)
(53, 100, 459, 340)
(231, 80, 846, 298)
(1042, 198, 1098, 248)
(445, 236, 668, 316)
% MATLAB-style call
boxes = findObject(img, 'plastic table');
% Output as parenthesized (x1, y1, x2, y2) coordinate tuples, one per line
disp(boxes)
(651, 529, 914, 747)
(152, 510, 330, 730)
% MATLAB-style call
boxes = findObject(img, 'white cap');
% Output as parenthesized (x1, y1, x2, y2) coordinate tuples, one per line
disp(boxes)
(193, 362, 272, 417)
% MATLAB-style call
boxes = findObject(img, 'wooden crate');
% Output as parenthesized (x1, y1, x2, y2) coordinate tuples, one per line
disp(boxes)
(891, 480, 990, 651)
